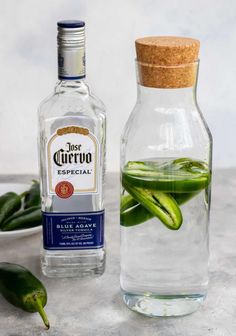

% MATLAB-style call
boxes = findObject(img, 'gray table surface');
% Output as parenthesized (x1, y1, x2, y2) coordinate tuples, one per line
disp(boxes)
(0, 170, 235, 336)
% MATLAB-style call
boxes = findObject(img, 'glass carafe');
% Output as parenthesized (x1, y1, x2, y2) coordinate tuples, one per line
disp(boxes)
(120, 37, 212, 317)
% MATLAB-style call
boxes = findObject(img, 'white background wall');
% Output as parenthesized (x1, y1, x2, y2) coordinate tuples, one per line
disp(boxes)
(0, 0, 235, 173)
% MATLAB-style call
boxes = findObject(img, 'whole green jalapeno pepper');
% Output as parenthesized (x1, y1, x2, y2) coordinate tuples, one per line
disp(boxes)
(0, 262, 49, 329)
(24, 180, 41, 209)
(0, 192, 21, 228)
(2, 206, 41, 231)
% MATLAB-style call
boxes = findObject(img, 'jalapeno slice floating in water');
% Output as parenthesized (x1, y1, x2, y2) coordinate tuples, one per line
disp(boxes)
(122, 179, 183, 230)
(121, 158, 211, 229)
(120, 194, 138, 212)
(123, 158, 210, 193)
(120, 190, 200, 227)
(120, 197, 153, 227)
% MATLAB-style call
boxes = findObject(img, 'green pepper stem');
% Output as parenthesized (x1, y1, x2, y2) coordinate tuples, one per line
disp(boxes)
(33, 295, 50, 329)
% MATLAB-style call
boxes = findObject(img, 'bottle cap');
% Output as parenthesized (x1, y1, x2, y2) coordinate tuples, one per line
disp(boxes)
(57, 20, 85, 48)
(135, 36, 200, 88)
(57, 20, 86, 80)
(57, 20, 85, 28)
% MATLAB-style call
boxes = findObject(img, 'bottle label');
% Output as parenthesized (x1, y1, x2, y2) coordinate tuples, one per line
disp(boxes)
(58, 47, 85, 80)
(42, 210, 104, 250)
(46, 126, 98, 196)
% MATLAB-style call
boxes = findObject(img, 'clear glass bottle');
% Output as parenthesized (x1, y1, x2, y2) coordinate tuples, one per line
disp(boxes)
(120, 37, 212, 316)
(38, 20, 106, 278)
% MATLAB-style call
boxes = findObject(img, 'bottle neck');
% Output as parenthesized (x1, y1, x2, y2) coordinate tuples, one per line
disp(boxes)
(135, 59, 199, 108)
(55, 79, 89, 95)
(57, 46, 86, 81)
(137, 84, 197, 108)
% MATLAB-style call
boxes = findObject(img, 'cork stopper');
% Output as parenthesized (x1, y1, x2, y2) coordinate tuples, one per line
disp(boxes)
(135, 36, 200, 88)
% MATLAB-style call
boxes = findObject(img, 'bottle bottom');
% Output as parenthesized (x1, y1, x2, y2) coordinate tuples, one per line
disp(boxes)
(41, 248, 105, 278)
(121, 290, 206, 317)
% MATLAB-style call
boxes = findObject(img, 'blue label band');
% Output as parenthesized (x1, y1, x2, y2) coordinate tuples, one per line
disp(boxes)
(42, 210, 104, 250)
(58, 75, 86, 80)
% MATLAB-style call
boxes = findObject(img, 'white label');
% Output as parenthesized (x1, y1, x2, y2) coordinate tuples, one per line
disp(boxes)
(46, 126, 98, 195)
(58, 48, 85, 79)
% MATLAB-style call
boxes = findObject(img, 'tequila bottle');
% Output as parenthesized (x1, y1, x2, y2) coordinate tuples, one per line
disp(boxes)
(38, 20, 106, 278)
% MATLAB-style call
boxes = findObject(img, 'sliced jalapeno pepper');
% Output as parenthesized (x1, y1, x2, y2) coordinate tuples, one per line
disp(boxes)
(121, 158, 211, 229)
(123, 158, 210, 193)
(121, 194, 152, 227)
(121, 202, 153, 227)
(120, 190, 199, 227)
(123, 171, 209, 193)
(122, 180, 183, 230)
(121, 194, 138, 212)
